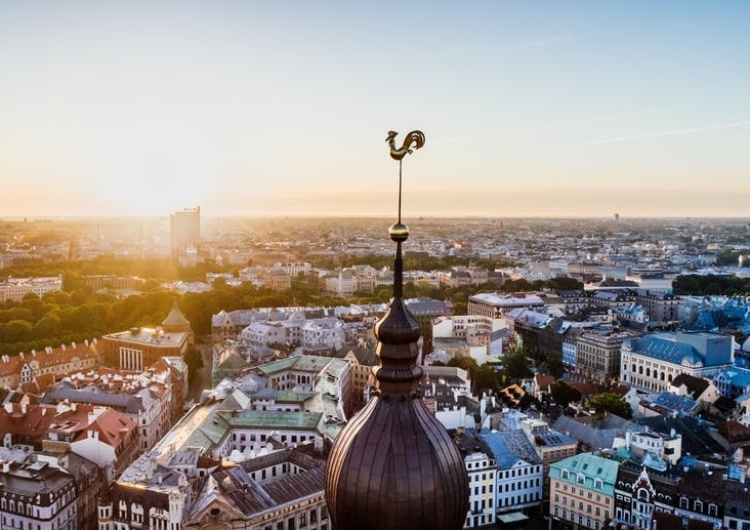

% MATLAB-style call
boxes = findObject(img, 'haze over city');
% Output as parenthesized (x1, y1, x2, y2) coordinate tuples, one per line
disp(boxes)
(1, 1, 749, 218)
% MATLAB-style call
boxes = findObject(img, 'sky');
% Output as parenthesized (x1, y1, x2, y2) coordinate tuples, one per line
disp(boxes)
(1, 1, 749, 219)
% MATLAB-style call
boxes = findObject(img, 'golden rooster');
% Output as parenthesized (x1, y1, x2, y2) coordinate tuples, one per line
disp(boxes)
(386, 130, 425, 161)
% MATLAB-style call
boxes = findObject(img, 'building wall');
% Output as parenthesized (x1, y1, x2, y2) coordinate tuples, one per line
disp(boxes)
(170, 207, 201, 257)
(464, 451, 497, 528)
(496, 461, 543, 513)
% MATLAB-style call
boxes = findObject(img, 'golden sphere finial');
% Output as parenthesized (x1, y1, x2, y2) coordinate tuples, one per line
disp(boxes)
(389, 222, 409, 242)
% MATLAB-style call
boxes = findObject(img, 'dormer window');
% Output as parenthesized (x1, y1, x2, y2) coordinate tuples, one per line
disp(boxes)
(577, 473, 585, 485)
(562, 470, 570, 479)
(594, 478, 603, 490)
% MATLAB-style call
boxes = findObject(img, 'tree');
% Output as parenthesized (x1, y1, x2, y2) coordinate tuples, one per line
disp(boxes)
(33, 313, 62, 339)
(539, 353, 565, 379)
(184, 345, 204, 382)
(550, 381, 582, 408)
(587, 392, 632, 419)
(546, 276, 584, 290)
(447, 355, 479, 372)
(500, 351, 532, 382)
(1, 320, 33, 343)
(471, 364, 502, 396)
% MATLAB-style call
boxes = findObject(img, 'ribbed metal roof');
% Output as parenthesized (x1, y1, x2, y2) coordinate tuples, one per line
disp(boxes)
(325, 193, 468, 529)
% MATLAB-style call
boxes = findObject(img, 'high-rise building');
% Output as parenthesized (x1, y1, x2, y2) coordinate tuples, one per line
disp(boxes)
(170, 206, 200, 257)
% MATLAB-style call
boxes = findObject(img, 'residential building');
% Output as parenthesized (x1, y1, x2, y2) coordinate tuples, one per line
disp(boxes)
(0, 402, 138, 481)
(562, 328, 584, 369)
(520, 418, 578, 499)
(612, 428, 682, 465)
(182, 447, 330, 530)
(211, 309, 257, 343)
(267, 266, 293, 290)
(0, 275, 63, 302)
(576, 329, 641, 384)
(100, 353, 349, 530)
(714, 366, 750, 400)
(41, 362, 178, 455)
(38, 450, 105, 530)
(455, 431, 497, 528)
(431, 315, 506, 366)
(549, 453, 618, 530)
(0, 341, 99, 391)
(613, 460, 677, 530)
(83, 275, 146, 291)
(324, 270, 357, 297)
(635, 290, 681, 323)
(0, 458, 78, 530)
(479, 429, 543, 515)
(668, 373, 721, 403)
(626, 272, 673, 292)
(468, 292, 545, 319)
(404, 298, 454, 356)
(724, 478, 750, 530)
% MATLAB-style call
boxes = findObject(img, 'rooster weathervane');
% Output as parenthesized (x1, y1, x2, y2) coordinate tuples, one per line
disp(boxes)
(385, 130, 425, 232)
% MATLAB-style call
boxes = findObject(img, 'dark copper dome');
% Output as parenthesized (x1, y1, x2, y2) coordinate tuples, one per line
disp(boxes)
(325, 294, 470, 530)
(325, 134, 468, 529)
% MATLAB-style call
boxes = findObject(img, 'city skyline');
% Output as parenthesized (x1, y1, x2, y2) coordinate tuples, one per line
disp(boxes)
(1, 2, 749, 218)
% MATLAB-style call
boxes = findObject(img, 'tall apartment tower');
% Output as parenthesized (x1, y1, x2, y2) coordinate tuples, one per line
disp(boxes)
(170, 206, 200, 257)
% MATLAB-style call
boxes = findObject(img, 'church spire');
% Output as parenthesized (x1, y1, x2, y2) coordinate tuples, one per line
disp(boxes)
(324, 130, 468, 530)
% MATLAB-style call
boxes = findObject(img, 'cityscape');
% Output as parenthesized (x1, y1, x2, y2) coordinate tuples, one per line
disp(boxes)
(2, 2, 750, 530)
(3, 211, 750, 530)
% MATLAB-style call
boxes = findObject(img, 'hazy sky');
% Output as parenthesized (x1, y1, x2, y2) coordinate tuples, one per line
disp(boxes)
(1, 1, 749, 218)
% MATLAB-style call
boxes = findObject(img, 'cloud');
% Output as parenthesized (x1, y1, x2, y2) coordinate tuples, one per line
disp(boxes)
(558, 119, 750, 148)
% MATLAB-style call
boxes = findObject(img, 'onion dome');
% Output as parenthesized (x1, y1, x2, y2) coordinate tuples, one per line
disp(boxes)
(325, 133, 468, 530)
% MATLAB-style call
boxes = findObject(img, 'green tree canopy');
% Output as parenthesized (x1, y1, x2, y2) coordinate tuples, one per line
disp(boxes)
(538, 353, 565, 379)
(446, 355, 479, 372)
(587, 392, 633, 419)
(550, 381, 582, 407)
(500, 351, 533, 382)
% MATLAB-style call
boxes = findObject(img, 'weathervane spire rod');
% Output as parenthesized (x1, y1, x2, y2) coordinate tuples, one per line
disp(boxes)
(385, 129, 425, 299)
